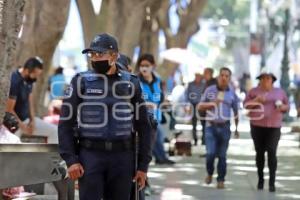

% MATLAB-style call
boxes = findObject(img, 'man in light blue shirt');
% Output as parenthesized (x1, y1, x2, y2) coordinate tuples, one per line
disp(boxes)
(199, 67, 239, 189)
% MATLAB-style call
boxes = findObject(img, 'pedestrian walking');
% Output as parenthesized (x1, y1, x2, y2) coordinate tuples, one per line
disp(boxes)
(199, 67, 239, 189)
(244, 68, 289, 192)
(200, 67, 217, 146)
(186, 73, 205, 146)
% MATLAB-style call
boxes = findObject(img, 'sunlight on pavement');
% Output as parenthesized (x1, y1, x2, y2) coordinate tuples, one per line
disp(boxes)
(276, 176, 300, 181)
(179, 180, 200, 185)
(147, 119, 300, 199)
(277, 194, 300, 199)
(151, 168, 177, 173)
(232, 166, 257, 172)
(233, 171, 247, 175)
(227, 159, 255, 165)
(176, 167, 198, 173)
(161, 188, 183, 200)
(147, 172, 164, 179)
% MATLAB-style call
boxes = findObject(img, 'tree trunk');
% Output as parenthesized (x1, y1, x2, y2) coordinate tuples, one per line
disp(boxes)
(139, 19, 159, 62)
(118, 0, 149, 57)
(102, 0, 153, 58)
(77, 0, 161, 59)
(157, 0, 207, 79)
(15, 0, 70, 116)
(0, 0, 25, 121)
(76, 0, 107, 49)
(138, 0, 162, 62)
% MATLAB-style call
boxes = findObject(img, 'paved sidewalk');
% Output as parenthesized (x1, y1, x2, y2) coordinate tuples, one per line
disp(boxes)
(146, 122, 300, 200)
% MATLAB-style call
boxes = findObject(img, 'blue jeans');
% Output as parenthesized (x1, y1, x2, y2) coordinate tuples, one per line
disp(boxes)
(152, 124, 168, 161)
(205, 122, 231, 182)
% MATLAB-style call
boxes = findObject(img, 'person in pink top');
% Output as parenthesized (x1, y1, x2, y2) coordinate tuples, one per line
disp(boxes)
(244, 69, 289, 192)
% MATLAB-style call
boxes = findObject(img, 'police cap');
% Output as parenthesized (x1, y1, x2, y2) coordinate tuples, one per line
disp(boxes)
(82, 33, 118, 54)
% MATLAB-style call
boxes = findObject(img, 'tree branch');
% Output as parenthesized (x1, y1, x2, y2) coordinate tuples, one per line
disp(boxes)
(157, 0, 173, 48)
(177, 0, 207, 42)
(119, 0, 150, 56)
(76, 0, 97, 47)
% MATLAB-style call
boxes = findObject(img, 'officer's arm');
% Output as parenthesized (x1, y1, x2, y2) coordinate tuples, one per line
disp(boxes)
(131, 77, 152, 173)
(58, 75, 81, 167)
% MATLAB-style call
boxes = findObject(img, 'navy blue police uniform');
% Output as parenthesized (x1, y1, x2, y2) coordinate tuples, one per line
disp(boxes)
(58, 33, 152, 200)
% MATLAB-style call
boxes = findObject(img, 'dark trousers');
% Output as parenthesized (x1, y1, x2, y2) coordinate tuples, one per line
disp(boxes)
(168, 111, 176, 130)
(250, 125, 281, 186)
(79, 148, 134, 200)
(200, 119, 206, 145)
(191, 105, 199, 144)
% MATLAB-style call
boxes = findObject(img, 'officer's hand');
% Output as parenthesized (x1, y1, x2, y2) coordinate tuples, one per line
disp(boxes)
(68, 163, 84, 180)
(133, 171, 147, 190)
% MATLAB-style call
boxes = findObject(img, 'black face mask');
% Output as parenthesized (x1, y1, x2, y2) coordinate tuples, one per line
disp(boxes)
(25, 76, 37, 84)
(91, 60, 111, 74)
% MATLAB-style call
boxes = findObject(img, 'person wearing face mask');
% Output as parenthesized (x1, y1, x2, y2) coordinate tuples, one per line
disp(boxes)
(5, 57, 58, 143)
(136, 54, 175, 166)
(58, 33, 152, 200)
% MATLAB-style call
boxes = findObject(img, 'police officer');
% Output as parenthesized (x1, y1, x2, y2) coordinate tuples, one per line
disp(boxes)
(58, 33, 152, 200)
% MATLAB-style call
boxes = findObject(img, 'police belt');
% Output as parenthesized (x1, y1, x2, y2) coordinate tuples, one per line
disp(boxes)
(79, 138, 132, 152)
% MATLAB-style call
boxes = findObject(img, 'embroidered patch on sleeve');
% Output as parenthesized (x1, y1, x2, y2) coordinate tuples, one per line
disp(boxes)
(64, 85, 73, 98)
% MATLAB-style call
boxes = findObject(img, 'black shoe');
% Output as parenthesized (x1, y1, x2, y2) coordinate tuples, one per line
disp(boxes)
(163, 159, 175, 165)
(269, 185, 276, 192)
(155, 159, 175, 165)
(194, 140, 198, 146)
(257, 181, 264, 190)
(155, 160, 165, 165)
